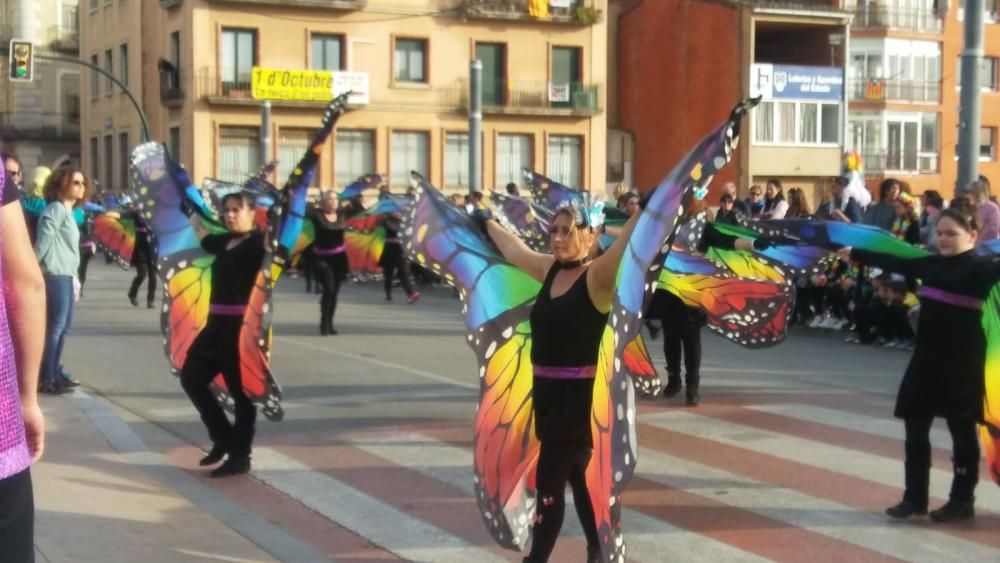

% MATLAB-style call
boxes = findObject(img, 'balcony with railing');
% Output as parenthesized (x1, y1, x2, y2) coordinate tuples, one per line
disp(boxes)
(851, 4, 943, 33)
(861, 150, 938, 174)
(849, 78, 940, 104)
(0, 108, 80, 142)
(462, 0, 602, 25)
(204, 0, 364, 8)
(47, 25, 79, 52)
(159, 60, 184, 106)
(442, 79, 602, 116)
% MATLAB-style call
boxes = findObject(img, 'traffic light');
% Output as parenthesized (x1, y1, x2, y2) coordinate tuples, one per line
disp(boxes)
(8, 40, 33, 82)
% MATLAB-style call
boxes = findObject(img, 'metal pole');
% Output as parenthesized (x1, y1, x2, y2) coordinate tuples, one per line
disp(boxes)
(957, 0, 984, 194)
(469, 60, 483, 195)
(261, 100, 272, 167)
(33, 52, 151, 142)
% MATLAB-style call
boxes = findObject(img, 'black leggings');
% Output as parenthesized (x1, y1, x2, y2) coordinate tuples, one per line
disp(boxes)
(78, 247, 94, 288)
(315, 256, 344, 328)
(0, 469, 34, 563)
(902, 416, 980, 506)
(662, 309, 702, 377)
(383, 257, 414, 300)
(526, 442, 599, 562)
(180, 340, 256, 457)
(129, 258, 156, 304)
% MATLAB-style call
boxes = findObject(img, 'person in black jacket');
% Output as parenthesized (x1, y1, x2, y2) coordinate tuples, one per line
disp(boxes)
(838, 207, 1000, 522)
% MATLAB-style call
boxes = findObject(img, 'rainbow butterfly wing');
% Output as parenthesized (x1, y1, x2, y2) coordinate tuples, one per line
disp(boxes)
(714, 219, 832, 274)
(346, 227, 386, 274)
(403, 176, 542, 549)
(622, 334, 659, 397)
(406, 173, 540, 330)
(523, 168, 585, 210)
(982, 284, 1000, 485)
(491, 192, 553, 252)
(92, 213, 136, 269)
(233, 94, 349, 422)
(339, 173, 385, 200)
(344, 212, 385, 274)
(658, 269, 792, 348)
(160, 252, 214, 373)
(589, 98, 758, 562)
(768, 220, 930, 258)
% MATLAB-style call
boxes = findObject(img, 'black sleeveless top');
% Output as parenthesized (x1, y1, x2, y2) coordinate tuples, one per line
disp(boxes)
(309, 209, 345, 249)
(529, 263, 609, 445)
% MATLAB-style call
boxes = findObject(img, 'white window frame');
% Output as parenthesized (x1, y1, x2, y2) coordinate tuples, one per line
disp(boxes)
(443, 132, 470, 190)
(546, 135, 583, 189)
(390, 130, 429, 188)
(335, 129, 375, 188)
(752, 100, 842, 147)
(852, 111, 939, 174)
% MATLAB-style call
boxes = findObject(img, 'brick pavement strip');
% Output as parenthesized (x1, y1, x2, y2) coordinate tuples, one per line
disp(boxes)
(31, 391, 322, 563)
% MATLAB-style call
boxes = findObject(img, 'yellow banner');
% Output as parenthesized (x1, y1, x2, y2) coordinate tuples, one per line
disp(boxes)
(251, 67, 334, 101)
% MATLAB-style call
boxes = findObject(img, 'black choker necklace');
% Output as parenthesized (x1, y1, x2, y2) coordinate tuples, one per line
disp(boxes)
(557, 258, 587, 269)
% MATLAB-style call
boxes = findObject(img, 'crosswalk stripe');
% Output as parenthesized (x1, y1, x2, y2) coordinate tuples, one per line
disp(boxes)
(250, 447, 507, 563)
(640, 410, 1000, 515)
(745, 403, 953, 444)
(635, 446, 997, 562)
(349, 432, 784, 563)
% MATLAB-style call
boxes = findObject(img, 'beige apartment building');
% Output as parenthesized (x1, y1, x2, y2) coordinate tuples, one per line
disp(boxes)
(81, 0, 608, 195)
(0, 0, 81, 172)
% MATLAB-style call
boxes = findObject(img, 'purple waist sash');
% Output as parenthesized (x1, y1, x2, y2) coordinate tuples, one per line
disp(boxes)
(313, 244, 347, 256)
(917, 286, 984, 311)
(135, 227, 148, 233)
(534, 365, 597, 379)
(209, 304, 247, 316)
(385, 237, 401, 244)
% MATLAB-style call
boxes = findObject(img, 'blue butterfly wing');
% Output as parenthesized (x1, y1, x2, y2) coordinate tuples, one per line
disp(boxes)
(403, 173, 540, 331)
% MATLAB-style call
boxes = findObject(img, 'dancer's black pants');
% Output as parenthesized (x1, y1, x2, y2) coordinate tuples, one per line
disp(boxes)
(526, 442, 600, 562)
(902, 416, 979, 506)
(663, 309, 702, 379)
(180, 321, 256, 457)
(0, 469, 34, 563)
(78, 246, 94, 288)
(129, 258, 156, 304)
(383, 258, 414, 300)
(315, 255, 345, 329)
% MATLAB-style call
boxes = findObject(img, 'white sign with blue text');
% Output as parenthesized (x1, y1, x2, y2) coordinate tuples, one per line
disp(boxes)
(750, 63, 843, 102)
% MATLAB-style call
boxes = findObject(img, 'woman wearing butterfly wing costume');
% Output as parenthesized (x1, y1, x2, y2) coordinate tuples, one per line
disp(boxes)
(182, 191, 267, 478)
(838, 208, 1000, 523)
(309, 190, 349, 335)
(471, 200, 640, 563)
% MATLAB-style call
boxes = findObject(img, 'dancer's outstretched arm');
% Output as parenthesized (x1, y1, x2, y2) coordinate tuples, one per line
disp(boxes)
(484, 219, 553, 283)
(587, 212, 641, 310)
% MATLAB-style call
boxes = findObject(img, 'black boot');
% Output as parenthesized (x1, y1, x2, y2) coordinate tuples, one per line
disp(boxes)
(933, 455, 978, 522)
(662, 373, 682, 398)
(885, 499, 927, 519)
(128, 291, 139, 307)
(199, 445, 226, 467)
(320, 294, 332, 335)
(685, 372, 700, 406)
(898, 444, 931, 518)
(930, 499, 975, 522)
(210, 455, 250, 478)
